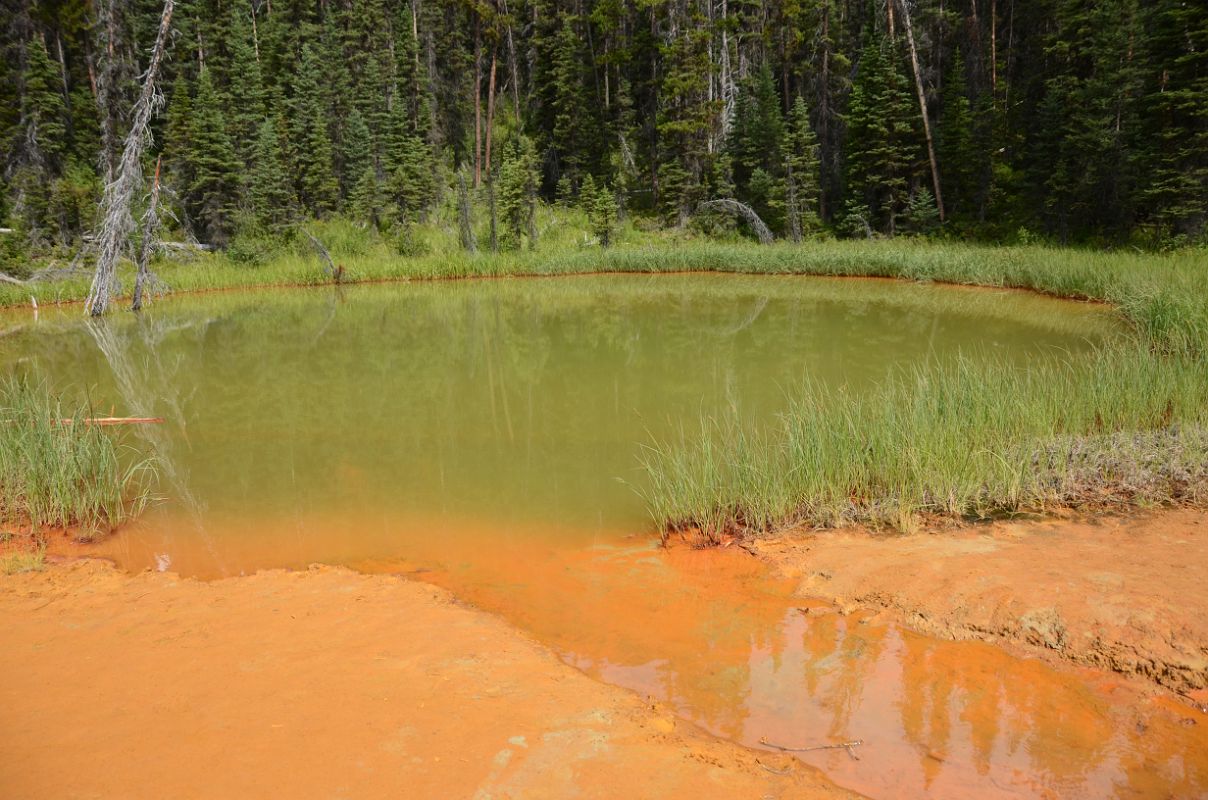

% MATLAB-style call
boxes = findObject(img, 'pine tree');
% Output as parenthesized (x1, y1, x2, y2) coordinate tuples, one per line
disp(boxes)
(1139, 0, 1208, 240)
(224, 4, 266, 165)
(19, 36, 68, 170)
(248, 117, 294, 231)
(582, 174, 618, 247)
(383, 101, 433, 223)
(844, 36, 919, 236)
(188, 69, 240, 243)
(937, 52, 979, 222)
(730, 64, 785, 195)
(497, 134, 539, 249)
(341, 111, 373, 204)
(290, 44, 339, 216)
(782, 96, 821, 241)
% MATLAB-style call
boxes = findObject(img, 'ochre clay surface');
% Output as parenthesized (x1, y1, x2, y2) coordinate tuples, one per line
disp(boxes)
(0, 560, 853, 800)
(752, 510, 1208, 693)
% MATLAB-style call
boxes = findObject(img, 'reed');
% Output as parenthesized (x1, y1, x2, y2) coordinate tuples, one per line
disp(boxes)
(640, 345, 1208, 542)
(0, 377, 156, 538)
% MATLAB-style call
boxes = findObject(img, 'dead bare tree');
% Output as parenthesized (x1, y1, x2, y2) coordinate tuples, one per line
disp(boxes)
(897, 0, 945, 222)
(85, 0, 175, 317)
(301, 228, 342, 282)
(698, 199, 774, 244)
(132, 155, 163, 311)
(458, 170, 478, 252)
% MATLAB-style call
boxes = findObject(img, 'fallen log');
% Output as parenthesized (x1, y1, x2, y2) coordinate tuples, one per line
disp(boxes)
(5, 417, 164, 427)
(154, 241, 213, 252)
(65, 417, 164, 427)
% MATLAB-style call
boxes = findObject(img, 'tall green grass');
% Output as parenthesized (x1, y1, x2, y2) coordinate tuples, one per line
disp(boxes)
(0, 378, 156, 538)
(5, 216, 1206, 360)
(640, 345, 1208, 541)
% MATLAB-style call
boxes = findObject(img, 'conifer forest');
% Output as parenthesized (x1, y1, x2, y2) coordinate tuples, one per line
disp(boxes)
(2, 0, 1207, 256)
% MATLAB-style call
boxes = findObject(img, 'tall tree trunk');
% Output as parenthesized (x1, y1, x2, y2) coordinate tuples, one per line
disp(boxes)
(132, 155, 163, 311)
(473, 16, 482, 187)
(897, 0, 945, 221)
(990, 0, 997, 94)
(95, 0, 122, 182)
(87, 0, 174, 317)
(500, 0, 521, 114)
(485, 47, 497, 179)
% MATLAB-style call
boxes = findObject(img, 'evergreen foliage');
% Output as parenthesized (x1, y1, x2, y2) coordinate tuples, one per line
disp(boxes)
(3, 0, 1208, 247)
(187, 70, 240, 244)
(498, 134, 539, 250)
(783, 96, 822, 241)
(844, 36, 918, 236)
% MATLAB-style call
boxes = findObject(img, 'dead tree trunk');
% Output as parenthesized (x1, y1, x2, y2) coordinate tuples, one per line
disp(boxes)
(897, 0, 945, 222)
(698, 199, 774, 244)
(131, 155, 163, 311)
(86, 0, 174, 317)
(302, 229, 341, 281)
(457, 170, 478, 252)
(473, 16, 482, 188)
(487, 171, 498, 253)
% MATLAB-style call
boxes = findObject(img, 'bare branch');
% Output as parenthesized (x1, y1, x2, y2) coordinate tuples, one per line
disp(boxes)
(698, 199, 775, 244)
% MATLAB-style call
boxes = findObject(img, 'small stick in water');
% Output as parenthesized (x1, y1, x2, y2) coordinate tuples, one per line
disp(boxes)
(759, 737, 864, 761)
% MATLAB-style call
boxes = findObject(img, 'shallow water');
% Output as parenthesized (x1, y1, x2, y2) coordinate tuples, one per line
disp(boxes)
(7, 274, 1201, 798)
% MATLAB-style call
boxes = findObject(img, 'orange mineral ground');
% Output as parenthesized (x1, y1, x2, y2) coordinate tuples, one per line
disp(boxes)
(0, 559, 854, 800)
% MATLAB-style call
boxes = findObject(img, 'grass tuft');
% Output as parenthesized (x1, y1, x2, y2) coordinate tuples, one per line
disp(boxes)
(1, 548, 46, 575)
(640, 345, 1208, 542)
(0, 377, 156, 538)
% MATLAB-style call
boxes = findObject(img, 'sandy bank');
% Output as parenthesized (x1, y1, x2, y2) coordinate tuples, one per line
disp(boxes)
(0, 559, 855, 800)
(750, 510, 1208, 697)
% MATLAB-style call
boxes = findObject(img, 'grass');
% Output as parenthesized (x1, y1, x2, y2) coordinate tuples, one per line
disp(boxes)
(1, 547, 45, 575)
(639, 346, 1208, 541)
(0, 377, 156, 539)
(4, 204, 1207, 540)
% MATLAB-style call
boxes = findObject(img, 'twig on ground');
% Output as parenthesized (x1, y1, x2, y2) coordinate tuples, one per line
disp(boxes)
(755, 759, 792, 775)
(759, 737, 864, 761)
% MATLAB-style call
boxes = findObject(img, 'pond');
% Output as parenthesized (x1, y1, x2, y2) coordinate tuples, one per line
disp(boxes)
(8, 274, 1202, 798)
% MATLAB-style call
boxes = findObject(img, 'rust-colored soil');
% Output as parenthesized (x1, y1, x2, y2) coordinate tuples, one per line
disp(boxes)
(0, 560, 854, 800)
(751, 510, 1208, 695)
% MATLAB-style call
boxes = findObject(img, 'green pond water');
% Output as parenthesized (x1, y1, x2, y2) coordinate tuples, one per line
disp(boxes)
(10, 274, 1200, 800)
(1, 273, 1118, 574)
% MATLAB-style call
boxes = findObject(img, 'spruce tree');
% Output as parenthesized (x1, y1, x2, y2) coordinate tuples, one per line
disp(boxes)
(248, 117, 294, 231)
(188, 70, 240, 243)
(497, 135, 538, 249)
(581, 174, 618, 247)
(383, 101, 433, 223)
(20, 36, 68, 170)
(1140, 0, 1208, 240)
(782, 96, 821, 241)
(550, 16, 593, 189)
(937, 52, 978, 222)
(844, 36, 919, 236)
(224, 4, 266, 165)
(290, 44, 339, 216)
(341, 111, 373, 205)
(730, 64, 786, 195)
